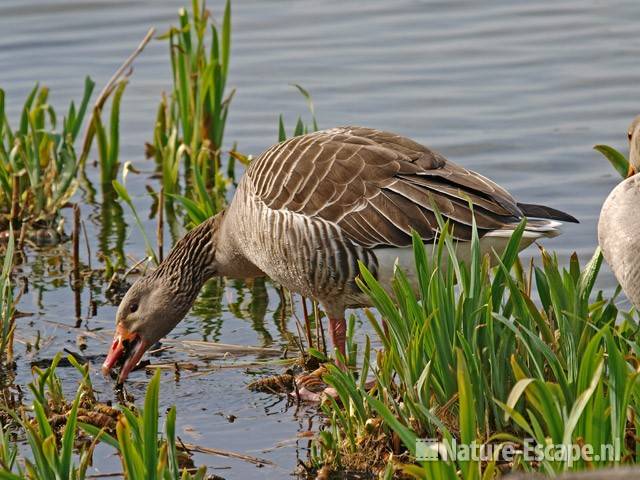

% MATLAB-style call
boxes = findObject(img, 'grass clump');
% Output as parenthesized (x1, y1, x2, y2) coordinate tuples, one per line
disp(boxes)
(93, 80, 128, 191)
(162, 0, 232, 164)
(81, 370, 207, 480)
(0, 79, 94, 233)
(0, 355, 101, 479)
(312, 218, 640, 478)
(0, 357, 205, 479)
(149, 0, 235, 227)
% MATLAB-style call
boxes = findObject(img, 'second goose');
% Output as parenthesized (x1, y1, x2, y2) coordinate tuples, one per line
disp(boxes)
(598, 116, 640, 311)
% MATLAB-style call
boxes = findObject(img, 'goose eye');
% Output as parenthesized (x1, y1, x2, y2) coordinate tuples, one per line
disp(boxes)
(129, 303, 139, 313)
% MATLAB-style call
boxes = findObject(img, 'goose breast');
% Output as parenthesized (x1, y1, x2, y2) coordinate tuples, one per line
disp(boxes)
(598, 175, 640, 308)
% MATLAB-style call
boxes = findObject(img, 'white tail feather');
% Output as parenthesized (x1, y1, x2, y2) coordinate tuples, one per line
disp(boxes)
(484, 220, 562, 239)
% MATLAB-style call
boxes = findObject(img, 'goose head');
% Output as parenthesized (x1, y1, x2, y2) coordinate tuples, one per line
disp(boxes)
(102, 215, 222, 382)
(627, 115, 640, 177)
(101, 275, 196, 382)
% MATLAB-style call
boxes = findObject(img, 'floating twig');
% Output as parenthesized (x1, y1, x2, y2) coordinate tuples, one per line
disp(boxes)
(163, 340, 281, 359)
(97, 28, 155, 110)
(180, 442, 274, 466)
(145, 362, 199, 373)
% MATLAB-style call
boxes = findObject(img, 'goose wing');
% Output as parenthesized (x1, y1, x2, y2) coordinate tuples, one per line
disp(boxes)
(247, 126, 540, 248)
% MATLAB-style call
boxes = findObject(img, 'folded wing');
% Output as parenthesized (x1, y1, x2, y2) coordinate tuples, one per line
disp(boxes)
(247, 126, 569, 248)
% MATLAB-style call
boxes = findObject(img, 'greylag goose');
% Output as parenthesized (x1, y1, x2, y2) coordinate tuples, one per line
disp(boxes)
(598, 116, 640, 309)
(102, 126, 577, 387)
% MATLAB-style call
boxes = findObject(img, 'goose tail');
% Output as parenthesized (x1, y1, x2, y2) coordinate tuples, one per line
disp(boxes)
(516, 202, 579, 224)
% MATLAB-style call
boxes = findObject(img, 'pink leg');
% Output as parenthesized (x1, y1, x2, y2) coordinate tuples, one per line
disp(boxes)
(329, 317, 347, 370)
(290, 317, 347, 403)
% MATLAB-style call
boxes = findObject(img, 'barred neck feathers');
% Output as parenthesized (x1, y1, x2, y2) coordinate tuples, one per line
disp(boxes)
(150, 213, 220, 303)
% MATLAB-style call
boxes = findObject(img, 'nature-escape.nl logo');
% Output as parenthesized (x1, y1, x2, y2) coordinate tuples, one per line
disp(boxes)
(416, 438, 621, 465)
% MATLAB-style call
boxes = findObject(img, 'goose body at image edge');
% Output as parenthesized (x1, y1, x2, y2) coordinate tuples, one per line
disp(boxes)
(598, 116, 640, 310)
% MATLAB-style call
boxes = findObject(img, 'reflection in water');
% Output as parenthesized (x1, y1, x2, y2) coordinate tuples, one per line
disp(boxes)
(227, 278, 274, 347)
(78, 167, 97, 206)
(273, 284, 293, 339)
(188, 278, 225, 341)
(184, 274, 299, 350)
(162, 199, 185, 248)
(23, 245, 72, 312)
(188, 277, 290, 347)
(96, 185, 127, 270)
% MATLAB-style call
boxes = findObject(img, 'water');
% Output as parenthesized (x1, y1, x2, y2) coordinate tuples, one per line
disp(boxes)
(0, 0, 638, 477)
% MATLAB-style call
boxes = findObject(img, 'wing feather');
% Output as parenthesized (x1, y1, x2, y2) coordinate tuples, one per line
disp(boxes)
(246, 126, 554, 248)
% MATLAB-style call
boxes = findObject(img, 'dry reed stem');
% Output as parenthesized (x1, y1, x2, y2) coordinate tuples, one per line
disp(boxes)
(9, 176, 19, 229)
(302, 296, 313, 349)
(79, 27, 156, 163)
(81, 219, 91, 270)
(157, 186, 164, 262)
(72, 204, 81, 289)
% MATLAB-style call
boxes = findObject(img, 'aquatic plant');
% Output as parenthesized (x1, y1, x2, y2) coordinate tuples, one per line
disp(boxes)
(278, 84, 319, 142)
(93, 80, 128, 190)
(164, 0, 231, 162)
(0, 355, 101, 479)
(3, 390, 93, 480)
(81, 370, 207, 480)
(150, 0, 234, 220)
(0, 79, 94, 230)
(112, 179, 159, 265)
(595, 143, 630, 179)
(0, 356, 205, 479)
(312, 218, 640, 477)
(0, 423, 19, 477)
(172, 158, 226, 227)
(0, 230, 15, 361)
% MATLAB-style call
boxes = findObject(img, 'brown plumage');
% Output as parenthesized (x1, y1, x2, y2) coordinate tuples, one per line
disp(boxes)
(247, 127, 575, 247)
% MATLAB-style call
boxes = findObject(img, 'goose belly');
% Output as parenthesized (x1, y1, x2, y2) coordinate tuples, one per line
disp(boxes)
(233, 198, 375, 311)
